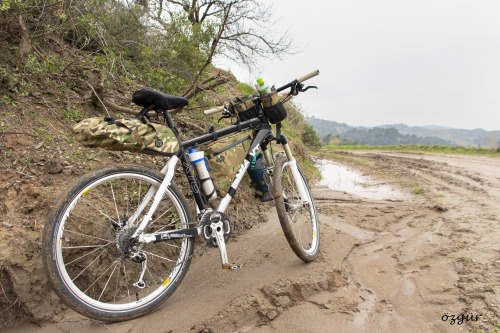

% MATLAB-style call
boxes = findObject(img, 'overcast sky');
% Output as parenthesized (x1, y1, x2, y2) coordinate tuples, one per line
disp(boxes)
(217, 0, 500, 131)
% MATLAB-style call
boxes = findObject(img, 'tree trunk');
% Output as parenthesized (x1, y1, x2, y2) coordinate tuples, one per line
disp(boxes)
(18, 14, 32, 57)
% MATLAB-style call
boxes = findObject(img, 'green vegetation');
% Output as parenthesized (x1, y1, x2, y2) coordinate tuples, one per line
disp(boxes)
(0, 0, 321, 180)
(413, 187, 424, 195)
(236, 82, 257, 96)
(282, 101, 322, 150)
(62, 107, 83, 122)
(323, 145, 500, 156)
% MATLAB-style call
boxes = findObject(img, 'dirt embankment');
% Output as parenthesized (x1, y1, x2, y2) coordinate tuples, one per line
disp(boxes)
(4, 150, 499, 333)
(0, 100, 267, 328)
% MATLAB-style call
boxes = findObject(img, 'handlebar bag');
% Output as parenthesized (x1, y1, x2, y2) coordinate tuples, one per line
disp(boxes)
(261, 88, 287, 124)
(204, 131, 252, 197)
(72, 116, 179, 156)
(230, 95, 259, 121)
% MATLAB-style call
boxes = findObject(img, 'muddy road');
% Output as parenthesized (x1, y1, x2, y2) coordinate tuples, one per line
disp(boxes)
(8, 151, 500, 333)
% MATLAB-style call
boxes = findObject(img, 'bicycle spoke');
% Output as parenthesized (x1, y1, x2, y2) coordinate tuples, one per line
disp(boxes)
(152, 219, 179, 234)
(71, 246, 110, 281)
(125, 181, 129, 218)
(123, 263, 131, 302)
(138, 183, 142, 212)
(84, 256, 123, 294)
(147, 267, 160, 287)
(149, 206, 174, 227)
(69, 213, 109, 229)
(141, 250, 175, 263)
(113, 262, 122, 303)
(81, 197, 116, 223)
(62, 244, 109, 249)
(98, 261, 120, 301)
(109, 183, 121, 222)
(94, 186, 111, 219)
(64, 243, 111, 266)
(64, 229, 114, 244)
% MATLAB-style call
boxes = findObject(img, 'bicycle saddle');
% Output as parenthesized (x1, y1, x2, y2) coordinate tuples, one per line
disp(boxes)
(132, 89, 189, 110)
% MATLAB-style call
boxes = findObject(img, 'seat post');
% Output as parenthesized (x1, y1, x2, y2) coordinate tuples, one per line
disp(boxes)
(163, 110, 176, 129)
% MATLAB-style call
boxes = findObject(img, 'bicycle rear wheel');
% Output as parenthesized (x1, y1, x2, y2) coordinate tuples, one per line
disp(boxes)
(273, 156, 320, 262)
(42, 164, 194, 321)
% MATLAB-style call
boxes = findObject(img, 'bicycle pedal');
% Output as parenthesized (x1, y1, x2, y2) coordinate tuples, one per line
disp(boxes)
(222, 263, 244, 270)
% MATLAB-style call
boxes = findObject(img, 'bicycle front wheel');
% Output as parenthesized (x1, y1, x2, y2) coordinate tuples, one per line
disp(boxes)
(42, 164, 194, 321)
(273, 156, 320, 262)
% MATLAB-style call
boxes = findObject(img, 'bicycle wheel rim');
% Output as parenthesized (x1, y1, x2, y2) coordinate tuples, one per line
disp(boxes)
(280, 162, 319, 256)
(53, 171, 191, 314)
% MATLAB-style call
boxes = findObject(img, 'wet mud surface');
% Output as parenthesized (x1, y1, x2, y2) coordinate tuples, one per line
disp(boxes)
(6, 151, 500, 333)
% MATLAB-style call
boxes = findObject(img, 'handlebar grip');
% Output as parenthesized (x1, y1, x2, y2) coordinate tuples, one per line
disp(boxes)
(204, 105, 225, 115)
(297, 70, 320, 83)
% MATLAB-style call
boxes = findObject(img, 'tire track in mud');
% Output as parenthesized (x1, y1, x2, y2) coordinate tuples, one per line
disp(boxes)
(7, 152, 499, 333)
(340, 151, 500, 333)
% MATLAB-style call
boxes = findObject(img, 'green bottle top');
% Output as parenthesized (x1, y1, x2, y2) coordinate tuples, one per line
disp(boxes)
(256, 78, 270, 95)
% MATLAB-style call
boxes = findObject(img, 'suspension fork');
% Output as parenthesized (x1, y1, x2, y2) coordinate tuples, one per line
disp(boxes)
(280, 141, 310, 205)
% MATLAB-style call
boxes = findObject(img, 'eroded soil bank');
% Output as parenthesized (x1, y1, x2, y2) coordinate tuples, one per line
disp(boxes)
(6, 151, 500, 333)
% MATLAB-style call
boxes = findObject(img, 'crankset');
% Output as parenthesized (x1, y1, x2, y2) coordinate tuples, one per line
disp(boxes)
(200, 211, 231, 248)
(199, 211, 242, 270)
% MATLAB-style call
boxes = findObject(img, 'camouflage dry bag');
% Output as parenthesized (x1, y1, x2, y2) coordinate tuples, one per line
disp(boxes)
(204, 131, 252, 197)
(72, 116, 179, 156)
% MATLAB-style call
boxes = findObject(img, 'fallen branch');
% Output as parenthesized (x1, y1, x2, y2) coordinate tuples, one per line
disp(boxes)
(170, 75, 231, 116)
(0, 131, 37, 137)
(176, 117, 206, 134)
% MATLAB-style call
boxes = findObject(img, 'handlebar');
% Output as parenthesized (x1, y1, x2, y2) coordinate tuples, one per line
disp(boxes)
(277, 69, 319, 92)
(203, 69, 319, 116)
(297, 70, 320, 84)
(204, 105, 225, 115)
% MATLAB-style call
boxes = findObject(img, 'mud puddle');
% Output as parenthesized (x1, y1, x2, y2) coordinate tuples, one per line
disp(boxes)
(314, 158, 406, 200)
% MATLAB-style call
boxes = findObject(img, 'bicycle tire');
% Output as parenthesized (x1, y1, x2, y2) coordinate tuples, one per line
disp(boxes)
(273, 156, 320, 262)
(42, 164, 194, 321)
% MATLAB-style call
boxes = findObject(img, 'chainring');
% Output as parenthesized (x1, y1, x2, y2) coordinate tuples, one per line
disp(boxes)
(200, 211, 231, 248)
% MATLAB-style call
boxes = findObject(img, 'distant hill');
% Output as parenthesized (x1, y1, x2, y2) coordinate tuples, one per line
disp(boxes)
(379, 124, 500, 147)
(305, 117, 500, 147)
(337, 127, 456, 146)
(305, 116, 350, 138)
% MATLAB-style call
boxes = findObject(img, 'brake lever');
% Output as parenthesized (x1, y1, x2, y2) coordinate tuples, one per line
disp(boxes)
(217, 109, 234, 123)
(300, 85, 317, 92)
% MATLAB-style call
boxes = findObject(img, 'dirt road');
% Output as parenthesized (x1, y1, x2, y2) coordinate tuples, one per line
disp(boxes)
(8, 151, 500, 333)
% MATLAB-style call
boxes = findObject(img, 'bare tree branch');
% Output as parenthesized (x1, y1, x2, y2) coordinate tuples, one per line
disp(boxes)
(181, 2, 232, 99)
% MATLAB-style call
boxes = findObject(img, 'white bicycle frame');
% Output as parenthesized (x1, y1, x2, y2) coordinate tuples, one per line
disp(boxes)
(128, 139, 310, 268)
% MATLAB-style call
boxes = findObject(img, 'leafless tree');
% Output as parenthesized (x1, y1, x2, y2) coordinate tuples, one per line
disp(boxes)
(144, 0, 293, 68)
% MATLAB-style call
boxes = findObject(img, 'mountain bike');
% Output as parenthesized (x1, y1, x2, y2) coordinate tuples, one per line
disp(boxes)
(42, 70, 321, 321)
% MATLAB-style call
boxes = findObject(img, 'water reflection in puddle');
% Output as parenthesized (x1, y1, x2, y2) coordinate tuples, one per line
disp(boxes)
(315, 159, 405, 200)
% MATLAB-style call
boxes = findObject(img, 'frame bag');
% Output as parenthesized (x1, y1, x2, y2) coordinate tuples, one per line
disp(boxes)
(72, 116, 179, 155)
(204, 131, 252, 197)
